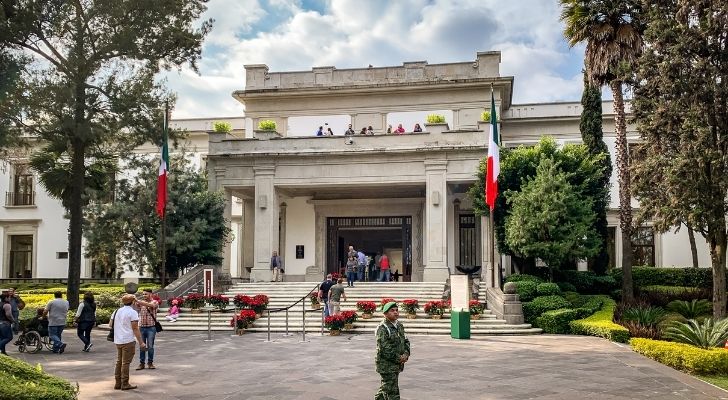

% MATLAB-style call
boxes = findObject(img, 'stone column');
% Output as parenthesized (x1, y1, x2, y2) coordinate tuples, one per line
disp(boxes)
(481, 215, 493, 288)
(250, 165, 279, 282)
(241, 199, 255, 279)
(221, 188, 233, 275)
(423, 160, 450, 282)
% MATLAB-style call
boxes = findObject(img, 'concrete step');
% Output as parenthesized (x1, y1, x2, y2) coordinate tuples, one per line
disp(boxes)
(158, 325, 543, 335)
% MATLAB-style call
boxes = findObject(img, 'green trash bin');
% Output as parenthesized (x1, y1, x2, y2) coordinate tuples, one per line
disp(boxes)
(450, 310, 471, 339)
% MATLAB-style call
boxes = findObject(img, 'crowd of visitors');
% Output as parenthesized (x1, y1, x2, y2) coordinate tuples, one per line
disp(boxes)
(316, 122, 423, 136)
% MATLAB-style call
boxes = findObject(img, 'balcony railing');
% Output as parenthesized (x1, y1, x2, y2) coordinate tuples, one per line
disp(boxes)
(5, 191, 35, 206)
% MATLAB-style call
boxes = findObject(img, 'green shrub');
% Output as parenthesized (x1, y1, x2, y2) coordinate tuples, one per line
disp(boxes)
(556, 271, 616, 294)
(556, 282, 577, 293)
(610, 267, 712, 289)
(663, 318, 728, 349)
(95, 308, 115, 325)
(213, 121, 232, 133)
(536, 308, 580, 333)
(522, 295, 571, 323)
(537, 283, 561, 296)
(631, 338, 728, 375)
(562, 291, 582, 307)
(576, 296, 606, 317)
(570, 298, 630, 343)
(257, 119, 276, 131)
(480, 110, 491, 122)
(622, 305, 667, 328)
(513, 281, 538, 302)
(426, 114, 446, 124)
(94, 292, 120, 309)
(593, 275, 618, 294)
(667, 300, 712, 320)
(0, 355, 78, 400)
(505, 274, 544, 284)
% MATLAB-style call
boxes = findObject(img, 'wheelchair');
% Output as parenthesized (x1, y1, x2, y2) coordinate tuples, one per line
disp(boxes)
(16, 319, 52, 354)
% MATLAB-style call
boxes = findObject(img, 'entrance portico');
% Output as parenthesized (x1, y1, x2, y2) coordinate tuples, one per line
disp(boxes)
(207, 52, 511, 283)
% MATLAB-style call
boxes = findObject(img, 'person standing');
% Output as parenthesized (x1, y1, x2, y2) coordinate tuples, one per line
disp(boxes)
(346, 256, 358, 287)
(316, 126, 324, 136)
(134, 289, 159, 370)
(375, 302, 410, 400)
(318, 274, 336, 317)
(345, 124, 355, 135)
(44, 291, 69, 354)
(328, 278, 347, 316)
(7, 288, 24, 334)
(0, 293, 15, 355)
(379, 253, 391, 282)
(74, 292, 96, 352)
(270, 251, 283, 282)
(357, 250, 367, 282)
(112, 294, 147, 390)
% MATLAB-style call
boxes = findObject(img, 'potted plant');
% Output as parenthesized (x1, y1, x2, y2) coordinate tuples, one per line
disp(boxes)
(233, 294, 252, 310)
(166, 297, 185, 308)
(357, 301, 376, 319)
(185, 293, 206, 313)
(207, 294, 230, 312)
(401, 299, 420, 319)
(380, 298, 396, 309)
(469, 300, 485, 320)
(324, 314, 346, 335)
(426, 114, 446, 124)
(251, 294, 269, 317)
(230, 309, 257, 335)
(257, 120, 276, 131)
(341, 310, 358, 330)
(309, 292, 321, 309)
(213, 121, 232, 133)
(424, 300, 445, 319)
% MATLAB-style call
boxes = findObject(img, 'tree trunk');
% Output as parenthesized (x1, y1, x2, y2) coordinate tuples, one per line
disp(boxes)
(687, 224, 699, 268)
(709, 227, 727, 319)
(67, 138, 85, 310)
(611, 80, 634, 302)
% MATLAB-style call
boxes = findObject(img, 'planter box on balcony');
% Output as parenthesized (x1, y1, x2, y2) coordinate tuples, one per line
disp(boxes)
(254, 130, 281, 140)
(424, 123, 449, 134)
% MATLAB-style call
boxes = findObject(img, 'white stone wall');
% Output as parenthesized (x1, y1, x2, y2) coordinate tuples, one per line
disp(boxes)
(282, 196, 316, 278)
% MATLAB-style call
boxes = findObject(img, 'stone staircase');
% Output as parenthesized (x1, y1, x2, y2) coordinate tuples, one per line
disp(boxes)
(158, 282, 541, 335)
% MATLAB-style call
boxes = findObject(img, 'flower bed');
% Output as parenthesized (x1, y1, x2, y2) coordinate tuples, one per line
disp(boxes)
(0, 355, 78, 400)
(631, 338, 728, 375)
(570, 298, 629, 343)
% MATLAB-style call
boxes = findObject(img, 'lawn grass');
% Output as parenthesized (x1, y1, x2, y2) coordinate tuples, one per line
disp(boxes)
(697, 375, 728, 391)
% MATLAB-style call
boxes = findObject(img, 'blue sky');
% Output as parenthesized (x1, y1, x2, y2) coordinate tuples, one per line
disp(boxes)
(162, 0, 587, 118)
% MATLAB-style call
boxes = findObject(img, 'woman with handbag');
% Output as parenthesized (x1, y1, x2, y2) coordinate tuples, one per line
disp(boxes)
(133, 289, 160, 370)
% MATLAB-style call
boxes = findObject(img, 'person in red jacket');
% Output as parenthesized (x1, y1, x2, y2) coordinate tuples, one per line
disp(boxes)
(379, 253, 391, 282)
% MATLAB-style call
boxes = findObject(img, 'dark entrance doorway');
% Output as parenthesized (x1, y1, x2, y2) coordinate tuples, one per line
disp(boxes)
(326, 216, 412, 281)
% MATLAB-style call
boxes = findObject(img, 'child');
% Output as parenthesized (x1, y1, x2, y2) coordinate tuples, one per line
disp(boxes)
(166, 299, 180, 322)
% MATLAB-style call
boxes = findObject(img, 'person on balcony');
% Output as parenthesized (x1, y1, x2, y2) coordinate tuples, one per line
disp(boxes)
(413, 123, 422, 132)
(386, 125, 392, 134)
(395, 124, 405, 134)
(345, 124, 355, 135)
(316, 126, 324, 136)
(327, 127, 335, 136)
(359, 127, 367, 135)
(367, 126, 374, 135)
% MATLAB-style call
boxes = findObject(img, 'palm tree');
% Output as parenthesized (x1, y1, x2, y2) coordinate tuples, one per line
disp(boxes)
(560, 0, 644, 302)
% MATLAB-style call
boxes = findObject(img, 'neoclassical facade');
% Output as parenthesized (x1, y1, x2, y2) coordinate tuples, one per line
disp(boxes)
(205, 51, 713, 285)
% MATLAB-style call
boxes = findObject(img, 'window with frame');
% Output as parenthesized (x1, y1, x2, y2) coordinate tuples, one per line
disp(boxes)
(631, 227, 655, 266)
(9, 163, 34, 206)
(9, 234, 33, 278)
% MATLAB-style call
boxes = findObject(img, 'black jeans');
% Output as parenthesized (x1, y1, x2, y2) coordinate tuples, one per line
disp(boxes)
(77, 321, 94, 347)
(0, 322, 13, 354)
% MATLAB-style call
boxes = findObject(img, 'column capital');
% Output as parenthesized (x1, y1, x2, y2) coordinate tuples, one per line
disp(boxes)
(424, 160, 448, 171)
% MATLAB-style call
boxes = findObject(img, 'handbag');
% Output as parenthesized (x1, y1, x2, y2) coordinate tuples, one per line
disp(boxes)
(107, 310, 117, 342)
(147, 306, 163, 333)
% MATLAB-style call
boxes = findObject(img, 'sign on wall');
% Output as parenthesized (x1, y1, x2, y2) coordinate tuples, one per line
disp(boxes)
(296, 245, 304, 259)
(203, 268, 214, 296)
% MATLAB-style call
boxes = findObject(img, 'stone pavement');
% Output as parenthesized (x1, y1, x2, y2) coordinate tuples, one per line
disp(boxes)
(8, 330, 728, 399)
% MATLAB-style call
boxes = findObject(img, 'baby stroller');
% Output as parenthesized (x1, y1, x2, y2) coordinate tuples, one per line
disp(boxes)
(16, 314, 52, 354)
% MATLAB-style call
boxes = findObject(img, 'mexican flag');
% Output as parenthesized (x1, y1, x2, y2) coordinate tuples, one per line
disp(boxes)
(485, 90, 499, 211)
(156, 113, 169, 218)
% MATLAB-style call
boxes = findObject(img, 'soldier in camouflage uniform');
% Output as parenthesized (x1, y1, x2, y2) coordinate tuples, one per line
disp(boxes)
(375, 302, 410, 400)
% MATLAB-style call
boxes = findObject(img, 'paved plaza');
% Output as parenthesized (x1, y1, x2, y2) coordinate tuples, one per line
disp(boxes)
(8, 330, 728, 399)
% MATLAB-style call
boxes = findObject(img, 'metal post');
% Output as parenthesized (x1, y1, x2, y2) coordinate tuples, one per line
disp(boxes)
(204, 309, 213, 342)
(266, 310, 271, 342)
(321, 307, 324, 336)
(284, 308, 291, 336)
(300, 299, 307, 342)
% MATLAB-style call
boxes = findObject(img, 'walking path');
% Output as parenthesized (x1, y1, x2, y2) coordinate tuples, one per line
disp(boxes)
(9, 331, 727, 399)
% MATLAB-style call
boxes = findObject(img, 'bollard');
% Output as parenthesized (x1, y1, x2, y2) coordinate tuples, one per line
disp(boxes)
(300, 300, 307, 343)
(266, 310, 272, 342)
(284, 308, 291, 337)
(204, 309, 213, 342)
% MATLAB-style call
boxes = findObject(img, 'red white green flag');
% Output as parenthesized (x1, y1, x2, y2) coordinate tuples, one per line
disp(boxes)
(156, 113, 169, 218)
(485, 90, 499, 210)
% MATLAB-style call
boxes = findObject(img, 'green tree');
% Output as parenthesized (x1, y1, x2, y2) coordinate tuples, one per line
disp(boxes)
(560, 0, 645, 301)
(84, 153, 230, 278)
(579, 71, 612, 274)
(470, 137, 608, 275)
(0, 1, 211, 308)
(505, 159, 600, 281)
(631, 0, 728, 318)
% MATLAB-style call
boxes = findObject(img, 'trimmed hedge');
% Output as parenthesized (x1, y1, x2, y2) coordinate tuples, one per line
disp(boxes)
(537, 283, 561, 296)
(631, 338, 728, 375)
(0, 355, 78, 400)
(535, 295, 606, 334)
(513, 281, 538, 302)
(570, 298, 630, 343)
(556, 270, 618, 294)
(522, 295, 571, 323)
(610, 267, 712, 289)
(556, 282, 577, 293)
(505, 274, 544, 284)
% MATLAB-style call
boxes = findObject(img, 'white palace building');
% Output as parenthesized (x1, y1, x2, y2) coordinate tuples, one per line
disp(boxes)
(0, 51, 714, 283)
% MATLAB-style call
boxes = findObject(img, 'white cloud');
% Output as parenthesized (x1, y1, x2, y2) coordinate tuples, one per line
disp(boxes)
(163, 0, 586, 118)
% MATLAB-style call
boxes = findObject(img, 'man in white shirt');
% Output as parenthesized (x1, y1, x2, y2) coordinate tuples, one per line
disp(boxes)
(44, 291, 69, 354)
(112, 294, 147, 391)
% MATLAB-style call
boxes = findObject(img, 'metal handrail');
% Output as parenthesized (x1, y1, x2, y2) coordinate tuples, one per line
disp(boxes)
(157, 264, 208, 301)
(263, 283, 323, 341)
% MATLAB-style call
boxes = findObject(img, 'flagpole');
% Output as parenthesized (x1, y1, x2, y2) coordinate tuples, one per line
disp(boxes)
(160, 101, 169, 289)
(489, 84, 496, 288)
